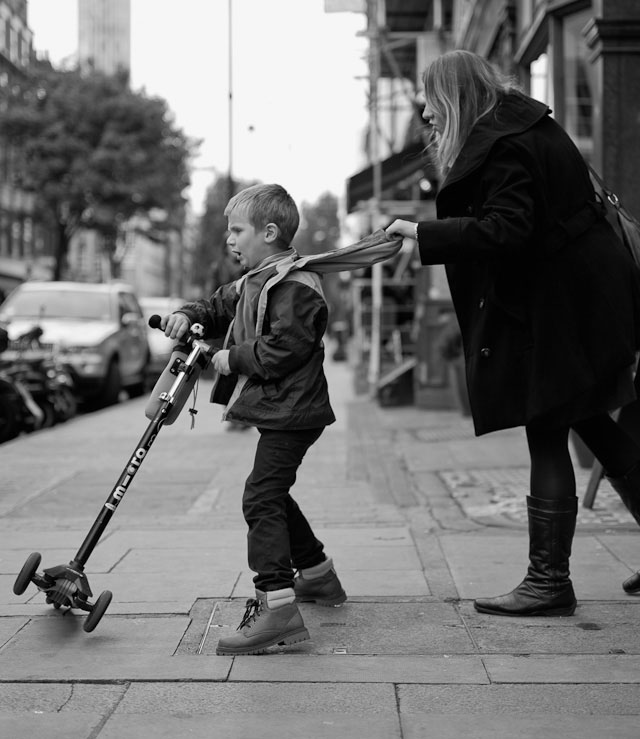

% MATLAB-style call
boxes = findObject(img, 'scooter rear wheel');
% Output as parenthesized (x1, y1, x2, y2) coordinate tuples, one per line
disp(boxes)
(83, 590, 112, 633)
(13, 552, 42, 595)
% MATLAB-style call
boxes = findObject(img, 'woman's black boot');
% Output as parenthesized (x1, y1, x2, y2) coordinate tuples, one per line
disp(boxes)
(606, 462, 640, 526)
(473, 496, 578, 617)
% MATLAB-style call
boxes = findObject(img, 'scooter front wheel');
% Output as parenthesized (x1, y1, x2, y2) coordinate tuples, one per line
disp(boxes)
(83, 590, 112, 633)
(13, 552, 42, 595)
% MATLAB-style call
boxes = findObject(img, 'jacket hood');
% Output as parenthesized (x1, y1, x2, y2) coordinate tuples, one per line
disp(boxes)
(441, 92, 550, 192)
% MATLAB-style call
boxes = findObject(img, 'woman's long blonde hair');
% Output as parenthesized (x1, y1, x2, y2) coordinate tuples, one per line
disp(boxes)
(422, 50, 519, 173)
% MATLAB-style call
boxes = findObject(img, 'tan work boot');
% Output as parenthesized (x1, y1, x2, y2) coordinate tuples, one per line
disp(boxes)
(216, 588, 310, 656)
(294, 557, 347, 607)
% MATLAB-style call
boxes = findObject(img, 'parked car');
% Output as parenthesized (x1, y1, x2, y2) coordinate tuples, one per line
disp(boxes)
(138, 296, 186, 383)
(0, 281, 150, 407)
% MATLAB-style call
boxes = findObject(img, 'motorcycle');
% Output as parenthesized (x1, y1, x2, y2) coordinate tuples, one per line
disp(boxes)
(0, 326, 78, 441)
(0, 326, 39, 442)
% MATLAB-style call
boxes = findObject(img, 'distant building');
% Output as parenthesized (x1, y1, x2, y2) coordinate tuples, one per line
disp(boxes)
(0, 0, 52, 297)
(78, 0, 130, 76)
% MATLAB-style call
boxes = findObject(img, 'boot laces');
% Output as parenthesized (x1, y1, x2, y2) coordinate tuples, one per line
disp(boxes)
(236, 598, 262, 631)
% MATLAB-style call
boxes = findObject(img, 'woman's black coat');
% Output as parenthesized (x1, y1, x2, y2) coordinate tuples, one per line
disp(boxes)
(416, 92, 640, 436)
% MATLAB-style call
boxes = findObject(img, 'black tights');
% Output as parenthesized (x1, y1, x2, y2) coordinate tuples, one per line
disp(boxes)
(526, 413, 640, 502)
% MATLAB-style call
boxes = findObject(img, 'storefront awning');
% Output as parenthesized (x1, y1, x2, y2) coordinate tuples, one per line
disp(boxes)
(346, 141, 430, 214)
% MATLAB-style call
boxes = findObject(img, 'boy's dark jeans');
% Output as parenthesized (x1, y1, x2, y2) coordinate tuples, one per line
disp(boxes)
(243, 426, 326, 592)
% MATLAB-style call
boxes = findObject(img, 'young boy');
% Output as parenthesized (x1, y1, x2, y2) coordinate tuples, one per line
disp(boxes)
(161, 183, 346, 655)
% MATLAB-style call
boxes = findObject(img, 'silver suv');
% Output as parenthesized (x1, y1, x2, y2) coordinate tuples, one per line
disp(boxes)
(0, 281, 150, 407)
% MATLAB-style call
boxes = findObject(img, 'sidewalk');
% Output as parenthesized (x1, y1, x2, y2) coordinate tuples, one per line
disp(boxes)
(0, 349, 639, 739)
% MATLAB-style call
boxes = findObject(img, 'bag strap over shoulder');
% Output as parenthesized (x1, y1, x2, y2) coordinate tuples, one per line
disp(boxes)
(586, 161, 640, 267)
(585, 162, 639, 225)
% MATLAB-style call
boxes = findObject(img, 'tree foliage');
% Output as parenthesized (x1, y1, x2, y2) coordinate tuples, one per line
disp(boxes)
(295, 192, 340, 255)
(192, 175, 256, 294)
(0, 63, 198, 278)
(193, 180, 342, 295)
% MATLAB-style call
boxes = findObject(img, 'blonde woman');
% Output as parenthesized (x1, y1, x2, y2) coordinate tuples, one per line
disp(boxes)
(387, 50, 640, 616)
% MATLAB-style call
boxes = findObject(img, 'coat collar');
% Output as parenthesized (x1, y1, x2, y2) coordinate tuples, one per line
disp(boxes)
(440, 92, 550, 193)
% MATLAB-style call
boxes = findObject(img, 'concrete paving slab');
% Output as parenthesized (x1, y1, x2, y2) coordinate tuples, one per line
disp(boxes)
(111, 547, 246, 573)
(402, 429, 529, 473)
(2, 567, 208, 609)
(0, 471, 78, 517)
(439, 533, 634, 600)
(0, 654, 232, 682)
(484, 654, 640, 683)
(0, 600, 192, 617)
(437, 466, 637, 529)
(0, 541, 129, 576)
(1, 613, 190, 658)
(459, 601, 640, 654)
(99, 713, 402, 739)
(0, 529, 99, 550)
(197, 601, 475, 656)
(0, 616, 29, 646)
(54, 569, 241, 603)
(117, 681, 396, 713)
(401, 714, 640, 739)
(0, 574, 42, 606)
(314, 527, 414, 547)
(0, 615, 234, 680)
(7, 478, 206, 519)
(0, 714, 101, 739)
(311, 545, 424, 570)
(100, 528, 246, 549)
(231, 567, 430, 598)
(599, 533, 640, 573)
(0, 682, 125, 712)
(228, 655, 489, 684)
(397, 683, 640, 714)
(321, 571, 431, 599)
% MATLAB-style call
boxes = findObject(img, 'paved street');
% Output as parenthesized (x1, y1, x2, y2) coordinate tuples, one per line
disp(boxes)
(1, 349, 640, 738)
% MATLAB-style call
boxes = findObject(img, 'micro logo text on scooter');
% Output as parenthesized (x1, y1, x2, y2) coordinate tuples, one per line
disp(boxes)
(104, 445, 152, 511)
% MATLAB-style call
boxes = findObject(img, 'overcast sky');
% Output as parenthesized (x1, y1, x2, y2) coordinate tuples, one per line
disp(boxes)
(26, 0, 370, 214)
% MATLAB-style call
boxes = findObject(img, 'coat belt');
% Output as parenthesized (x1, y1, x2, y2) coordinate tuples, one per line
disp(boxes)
(544, 199, 607, 254)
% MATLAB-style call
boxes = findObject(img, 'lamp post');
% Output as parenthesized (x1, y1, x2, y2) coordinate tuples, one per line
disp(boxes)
(227, 0, 234, 202)
(367, 0, 383, 394)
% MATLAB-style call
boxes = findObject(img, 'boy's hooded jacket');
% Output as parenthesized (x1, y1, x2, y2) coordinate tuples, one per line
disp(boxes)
(177, 250, 334, 430)
(417, 91, 640, 436)
(175, 231, 403, 430)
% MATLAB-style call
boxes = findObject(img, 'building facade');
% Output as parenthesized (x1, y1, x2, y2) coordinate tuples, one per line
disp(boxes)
(348, 0, 640, 408)
(0, 0, 51, 297)
(78, 0, 130, 76)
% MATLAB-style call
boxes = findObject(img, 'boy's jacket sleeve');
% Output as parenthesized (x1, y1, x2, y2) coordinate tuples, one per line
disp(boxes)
(175, 281, 239, 338)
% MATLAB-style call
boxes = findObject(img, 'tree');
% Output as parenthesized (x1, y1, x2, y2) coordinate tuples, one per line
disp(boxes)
(193, 174, 257, 294)
(295, 192, 341, 255)
(193, 183, 342, 295)
(0, 63, 198, 279)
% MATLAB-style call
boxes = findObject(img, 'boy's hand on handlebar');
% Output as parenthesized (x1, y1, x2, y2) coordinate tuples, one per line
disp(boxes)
(211, 349, 231, 375)
(162, 312, 190, 340)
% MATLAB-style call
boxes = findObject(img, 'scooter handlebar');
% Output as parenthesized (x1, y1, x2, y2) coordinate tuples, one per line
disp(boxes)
(148, 314, 205, 342)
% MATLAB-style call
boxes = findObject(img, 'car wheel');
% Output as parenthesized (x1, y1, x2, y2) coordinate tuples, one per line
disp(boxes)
(126, 353, 151, 398)
(0, 392, 20, 443)
(37, 399, 56, 429)
(101, 360, 122, 407)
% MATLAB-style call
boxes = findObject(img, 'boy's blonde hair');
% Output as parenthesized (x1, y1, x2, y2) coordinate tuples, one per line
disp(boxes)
(422, 50, 520, 173)
(224, 184, 300, 248)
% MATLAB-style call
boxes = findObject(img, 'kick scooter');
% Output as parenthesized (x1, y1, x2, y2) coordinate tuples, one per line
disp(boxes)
(12, 317, 213, 632)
